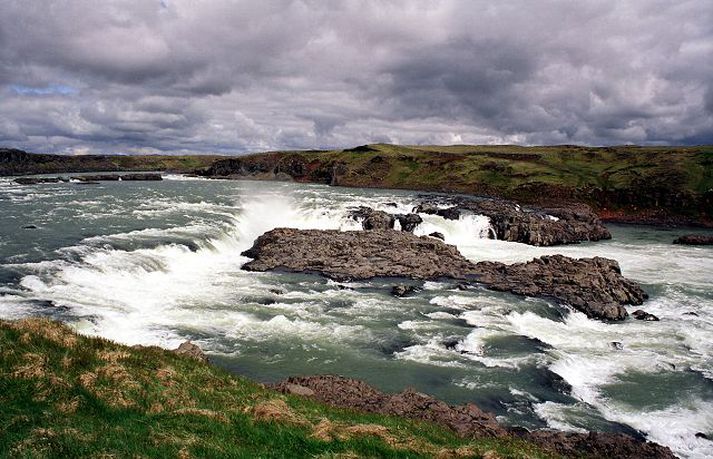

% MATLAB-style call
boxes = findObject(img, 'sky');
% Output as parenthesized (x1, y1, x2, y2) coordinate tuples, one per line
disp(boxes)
(0, 0, 712, 155)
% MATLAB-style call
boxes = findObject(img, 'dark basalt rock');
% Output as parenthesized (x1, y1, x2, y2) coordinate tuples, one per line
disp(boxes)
(272, 375, 674, 458)
(673, 234, 713, 245)
(347, 207, 423, 233)
(520, 429, 675, 459)
(272, 375, 507, 438)
(15, 173, 162, 184)
(77, 173, 162, 182)
(14, 177, 66, 185)
(413, 203, 461, 220)
(414, 197, 611, 246)
(428, 231, 445, 240)
(632, 310, 660, 321)
(241, 228, 647, 321)
(347, 206, 395, 230)
(395, 213, 423, 232)
(391, 284, 417, 297)
(472, 255, 647, 321)
(242, 228, 475, 281)
(442, 337, 461, 350)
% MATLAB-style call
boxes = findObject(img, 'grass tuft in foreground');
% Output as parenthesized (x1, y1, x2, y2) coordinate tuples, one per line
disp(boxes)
(0, 318, 556, 458)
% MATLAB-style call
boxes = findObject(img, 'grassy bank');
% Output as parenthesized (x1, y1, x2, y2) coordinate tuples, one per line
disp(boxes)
(201, 144, 713, 225)
(4, 144, 712, 225)
(0, 318, 553, 458)
(0, 148, 221, 176)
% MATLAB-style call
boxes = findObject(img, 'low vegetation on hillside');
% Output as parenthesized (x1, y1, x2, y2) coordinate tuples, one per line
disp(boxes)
(0, 148, 220, 176)
(3, 144, 712, 225)
(201, 144, 713, 225)
(0, 318, 553, 458)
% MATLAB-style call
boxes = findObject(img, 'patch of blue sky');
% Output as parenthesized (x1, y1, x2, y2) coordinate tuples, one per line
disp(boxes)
(9, 84, 78, 96)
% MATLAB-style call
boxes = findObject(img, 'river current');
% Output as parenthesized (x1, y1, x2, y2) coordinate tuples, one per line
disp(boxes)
(0, 175, 711, 457)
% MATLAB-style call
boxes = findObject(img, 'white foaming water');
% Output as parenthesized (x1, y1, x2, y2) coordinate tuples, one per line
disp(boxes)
(3, 179, 712, 457)
(9, 191, 372, 348)
(508, 309, 713, 458)
(414, 213, 493, 245)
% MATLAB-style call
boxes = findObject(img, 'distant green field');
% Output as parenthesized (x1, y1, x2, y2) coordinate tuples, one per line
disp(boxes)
(202, 144, 712, 225)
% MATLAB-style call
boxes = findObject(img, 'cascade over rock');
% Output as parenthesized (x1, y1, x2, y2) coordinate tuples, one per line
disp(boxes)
(414, 197, 610, 246)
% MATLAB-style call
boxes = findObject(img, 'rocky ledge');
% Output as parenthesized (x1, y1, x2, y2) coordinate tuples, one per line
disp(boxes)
(415, 197, 611, 246)
(673, 234, 713, 245)
(14, 173, 162, 185)
(273, 375, 674, 459)
(241, 228, 647, 320)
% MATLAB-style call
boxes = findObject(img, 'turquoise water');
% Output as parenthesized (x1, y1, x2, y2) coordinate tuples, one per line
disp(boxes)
(1, 175, 711, 457)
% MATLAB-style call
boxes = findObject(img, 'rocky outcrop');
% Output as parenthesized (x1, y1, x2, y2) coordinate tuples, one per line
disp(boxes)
(632, 310, 660, 321)
(14, 173, 162, 184)
(273, 375, 674, 459)
(347, 207, 423, 233)
(241, 228, 647, 320)
(347, 207, 396, 230)
(173, 341, 207, 362)
(472, 255, 647, 321)
(241, 228, 476, 281)
(272, 375, 507, 438)
(673, 234, 713, 245)
(520, 429, 675, 459)
(414, 197, 611, 246)
(391, 285, 417, 297)
(395, 213, 423, 232)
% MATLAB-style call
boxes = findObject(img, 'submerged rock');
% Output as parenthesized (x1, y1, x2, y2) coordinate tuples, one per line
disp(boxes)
(673, 234, 713, 245)
(632, 309, 660, 321)
(272, 375, 674, 458)
(15, 173, 162, 184)
(14, 177, 65, 185)
(391, 284, 417, 297)
(241, 228, 647, 320)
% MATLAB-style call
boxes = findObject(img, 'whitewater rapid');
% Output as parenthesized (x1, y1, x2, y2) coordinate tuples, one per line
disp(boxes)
(0, 175, 711, 458)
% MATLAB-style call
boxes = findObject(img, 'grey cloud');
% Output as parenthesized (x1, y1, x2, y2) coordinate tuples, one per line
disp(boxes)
(0, 0, 711, 154)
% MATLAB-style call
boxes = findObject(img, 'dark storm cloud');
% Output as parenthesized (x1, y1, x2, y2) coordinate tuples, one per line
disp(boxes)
(0, 0, 711, 154)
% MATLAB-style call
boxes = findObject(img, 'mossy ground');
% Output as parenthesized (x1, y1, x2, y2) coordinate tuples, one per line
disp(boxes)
(0, 318, 557, 458)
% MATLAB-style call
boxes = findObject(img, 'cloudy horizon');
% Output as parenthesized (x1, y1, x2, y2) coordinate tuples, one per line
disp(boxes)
(1, 0, 712, 155)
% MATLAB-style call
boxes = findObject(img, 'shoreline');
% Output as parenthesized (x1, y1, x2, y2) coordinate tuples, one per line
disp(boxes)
(0, 318, 677, 458)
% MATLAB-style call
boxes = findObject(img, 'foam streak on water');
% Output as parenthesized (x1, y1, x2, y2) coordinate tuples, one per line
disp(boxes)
(1, 176, 711, 457)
